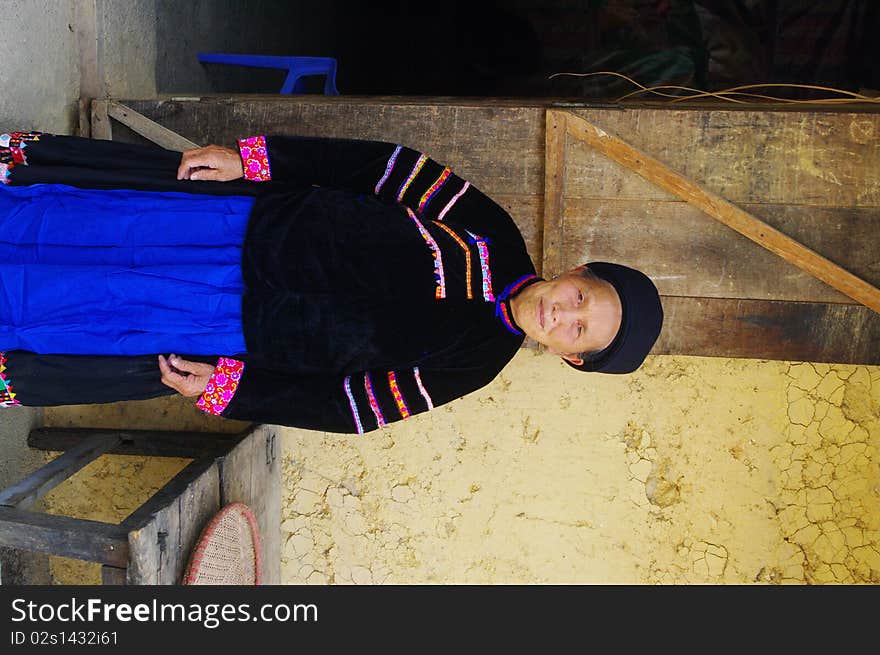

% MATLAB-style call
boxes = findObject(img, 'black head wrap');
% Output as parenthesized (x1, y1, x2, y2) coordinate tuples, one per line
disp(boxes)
(564, 262, 663, 374)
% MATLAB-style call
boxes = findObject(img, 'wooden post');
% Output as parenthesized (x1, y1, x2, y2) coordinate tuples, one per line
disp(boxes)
(542, 109, 568, 279)
(101, 565, 128, 585)
(90, 99, 112, 140)
(553, 109, 880, 314)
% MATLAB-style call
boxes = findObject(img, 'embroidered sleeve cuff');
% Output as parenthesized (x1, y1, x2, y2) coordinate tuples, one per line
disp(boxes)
(196, 357, 245, 416)
(0, 353, 20, 406)
(238, 135, 271, 181)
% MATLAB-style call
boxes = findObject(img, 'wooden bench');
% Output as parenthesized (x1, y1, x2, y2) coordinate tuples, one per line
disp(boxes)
(0, 424, 280, 584)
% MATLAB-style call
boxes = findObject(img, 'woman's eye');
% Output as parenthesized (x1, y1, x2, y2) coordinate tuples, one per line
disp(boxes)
(577, 292, 584, 304)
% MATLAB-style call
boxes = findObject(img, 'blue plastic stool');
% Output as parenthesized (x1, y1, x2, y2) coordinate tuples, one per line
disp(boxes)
(198, 53, 339, 95)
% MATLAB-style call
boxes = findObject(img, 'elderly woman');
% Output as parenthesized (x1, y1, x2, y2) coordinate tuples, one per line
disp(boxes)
(0, 131, 662, 433)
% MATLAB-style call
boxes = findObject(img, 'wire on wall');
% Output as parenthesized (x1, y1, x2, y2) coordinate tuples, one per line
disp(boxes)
(547, 71, 880, 105)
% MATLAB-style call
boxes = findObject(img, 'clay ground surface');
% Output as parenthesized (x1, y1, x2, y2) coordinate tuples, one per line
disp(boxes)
(40, 352, 879, 585)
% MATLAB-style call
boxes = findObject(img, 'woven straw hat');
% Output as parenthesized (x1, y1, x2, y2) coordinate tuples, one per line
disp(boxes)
(182, 502, 263, 585)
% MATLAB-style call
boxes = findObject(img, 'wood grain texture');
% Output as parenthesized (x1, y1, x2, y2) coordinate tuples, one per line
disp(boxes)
(174, 464, 220, 585)
(101, 565, 127, 585)
(219, 425, 281, 584)
(558, 200, 880, 303)
(0, 507, 129, 566)
(562, 112, 880, 313)
(124, 458, 219, 585)
(28, 427, 243, 459)
(562, 108, 880, 208)
(89, 99, 111, 140)
(107, 101, 200, 151)
(0, 435, 119, 509)
(655, 296, 880, 363)
(542, 109, 567, 278)
(115, 97, 880, 363)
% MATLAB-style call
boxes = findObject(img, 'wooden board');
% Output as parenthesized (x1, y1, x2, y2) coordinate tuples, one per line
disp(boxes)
(655, 297, 880, 363)
(550, 110, 880, 313)
(560, 200, 880, 304)
(125, 458, 220, 585)
(0, 507, 129, 567)
(116, 97, 880, 364)
(219, 425, 281, 584)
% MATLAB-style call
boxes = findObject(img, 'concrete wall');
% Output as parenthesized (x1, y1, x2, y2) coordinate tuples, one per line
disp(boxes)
(0, 0, 79, 133)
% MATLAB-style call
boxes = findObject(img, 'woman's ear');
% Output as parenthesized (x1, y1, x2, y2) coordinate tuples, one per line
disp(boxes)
(558, 352, 584, 366)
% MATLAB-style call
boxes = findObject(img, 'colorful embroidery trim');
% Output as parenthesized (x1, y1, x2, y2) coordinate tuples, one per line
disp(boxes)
(406, 208, 446, 299)
(196, 357, 244, 416)
(473, 235, 495, 302)
(496, 301, 521, 335)
(499, 273, 538, 300)
(413, 367, 434, 410)
(494, 274, 539, 335)
(1, 132, 42, 185)
(238, 136, 271, 182)
(343, 375, 365, 434)
(418, 167, 451, 213)
(437, 180, 470, 221)
(433, 221, 472, 299)
(375, 145, 402, 194)
(387, 371, 410, 419)
(363, 372, 386, 427)
(0, 353, 20, 407)
(397, 153, 427, 202)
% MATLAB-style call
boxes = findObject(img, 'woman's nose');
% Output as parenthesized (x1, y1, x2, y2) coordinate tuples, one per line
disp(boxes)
(553, 303, 577, 325)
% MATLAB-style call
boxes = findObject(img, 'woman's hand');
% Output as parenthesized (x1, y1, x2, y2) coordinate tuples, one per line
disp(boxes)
(177, 144, 244, 181)
(158, 354, 216, 397)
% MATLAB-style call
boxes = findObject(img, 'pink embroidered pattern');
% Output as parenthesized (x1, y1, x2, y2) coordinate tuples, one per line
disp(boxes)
(387, 371, 410, 419)
(397, 153, 427, 202)
(433, 221, 472, 299)
(375, 145, 402, 194)
(437, 180, 470, 221)
(238, 136, 271, 182)
(363, 372, 386, 427)
(406, 208, 445, 299)
(0, 353, 20, 407)
(418, 167, 451, 213)
(196, 357, 244, 416)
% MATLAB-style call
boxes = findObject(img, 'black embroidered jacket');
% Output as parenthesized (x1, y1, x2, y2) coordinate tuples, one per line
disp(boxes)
(1, 132, 539, 433)
(217, 135, 538, 432)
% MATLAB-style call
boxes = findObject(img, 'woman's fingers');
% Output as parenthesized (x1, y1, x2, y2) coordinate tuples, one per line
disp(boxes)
(177, 145, 243, 181)
(167, 354, 216, 377)
(158, 354, 212, 397)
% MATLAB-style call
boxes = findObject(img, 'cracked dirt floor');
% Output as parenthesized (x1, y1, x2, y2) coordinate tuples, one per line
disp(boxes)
(38, 351, 879, 584)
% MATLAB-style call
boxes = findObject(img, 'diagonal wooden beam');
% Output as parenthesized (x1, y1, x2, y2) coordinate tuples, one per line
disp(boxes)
(547, 109, 880, 315)
(92, 100, 201, 151)
(0, 434, 120, 510)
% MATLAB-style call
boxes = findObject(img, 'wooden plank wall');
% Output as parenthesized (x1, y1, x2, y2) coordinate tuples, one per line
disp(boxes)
(118, 97, 880, 364)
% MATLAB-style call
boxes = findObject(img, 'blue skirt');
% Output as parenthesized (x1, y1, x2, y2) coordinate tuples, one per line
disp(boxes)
(0, 183, 253, 356)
